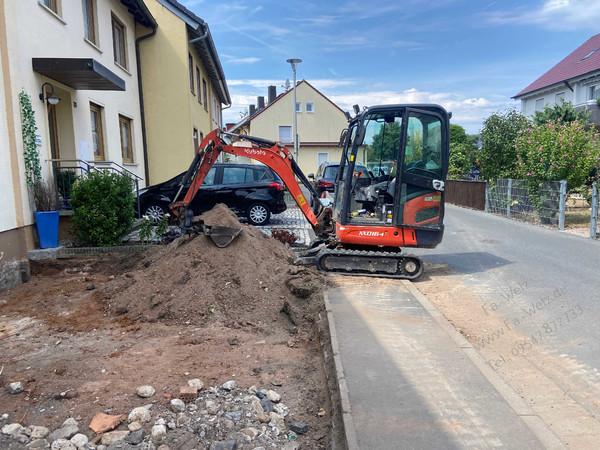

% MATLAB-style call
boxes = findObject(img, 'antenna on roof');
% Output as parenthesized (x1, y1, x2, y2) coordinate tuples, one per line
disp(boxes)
(282, 78, 291, 90)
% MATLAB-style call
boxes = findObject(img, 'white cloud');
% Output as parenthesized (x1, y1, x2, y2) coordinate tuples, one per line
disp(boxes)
(485, 0, 600, 30)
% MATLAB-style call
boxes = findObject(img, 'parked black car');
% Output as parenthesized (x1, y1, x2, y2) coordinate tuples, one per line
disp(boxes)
(308, 162, 370, 198)
(138, 163, 287, 226)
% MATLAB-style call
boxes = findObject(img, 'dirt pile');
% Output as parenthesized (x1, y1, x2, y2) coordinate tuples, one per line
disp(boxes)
(101, 204, 329, 332)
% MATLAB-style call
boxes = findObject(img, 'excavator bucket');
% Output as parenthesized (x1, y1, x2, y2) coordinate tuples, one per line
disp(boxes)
(202, 224, 242, 248)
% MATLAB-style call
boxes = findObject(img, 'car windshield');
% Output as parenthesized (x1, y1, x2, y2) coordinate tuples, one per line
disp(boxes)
(323, 166, 339, 179)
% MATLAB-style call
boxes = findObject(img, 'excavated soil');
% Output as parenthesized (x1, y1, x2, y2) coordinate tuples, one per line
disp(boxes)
(0, 205, 337, 448)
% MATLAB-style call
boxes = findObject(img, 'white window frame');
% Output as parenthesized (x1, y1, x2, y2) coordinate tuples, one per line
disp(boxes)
(306, 101, 315, 114)
(555, 92, 565, 103)
(295, 102, 302, 113)
(535, 98, 545, 111)
(278, 125, 292, 143)
(317, 152, 328, 166)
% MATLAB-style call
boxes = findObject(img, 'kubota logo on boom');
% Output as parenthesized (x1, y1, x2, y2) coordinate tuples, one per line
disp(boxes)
(358, 231, 385, 237)
(244, 149, 266, 156)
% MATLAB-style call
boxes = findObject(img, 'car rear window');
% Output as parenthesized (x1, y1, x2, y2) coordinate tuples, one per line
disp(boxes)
(323, 166, 339, 179)
(222, 167, 265, 184)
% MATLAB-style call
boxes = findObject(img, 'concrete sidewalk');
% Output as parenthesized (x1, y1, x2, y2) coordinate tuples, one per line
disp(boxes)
(325, 279, 564, 450)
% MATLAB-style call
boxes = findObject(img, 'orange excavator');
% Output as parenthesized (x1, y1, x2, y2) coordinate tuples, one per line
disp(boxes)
(171, 104, 450, 279)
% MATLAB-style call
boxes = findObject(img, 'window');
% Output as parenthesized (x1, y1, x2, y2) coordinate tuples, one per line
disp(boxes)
(119, 115, 133, 163)
(222, 167, 261, 184)
(82, 0, 96, 44)
(555, 92, 565, 103)
(193, 128, 199, 153)
(112, 15, 127, 69)
(295, 102, 302, 113)
(196, 67, 201, 103)
(279, 126, 292, 143)
(90, 103, 105, 161)
(317, 152, 328, 166)
(202, 79, 208, 110)
(589, 85, 599, 101)
(535, 98, 545, 111)
(306, 102, 315, 113)
(40, 0, 59, 14)
(582, 48, 599, 60)
(189, 54, 195, 94)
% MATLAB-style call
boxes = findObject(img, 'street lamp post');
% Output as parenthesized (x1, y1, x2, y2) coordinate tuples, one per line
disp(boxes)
(286, 58, 302, 162)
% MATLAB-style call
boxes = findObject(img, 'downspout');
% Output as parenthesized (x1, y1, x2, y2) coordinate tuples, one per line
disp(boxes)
(136, 24, 157, 185)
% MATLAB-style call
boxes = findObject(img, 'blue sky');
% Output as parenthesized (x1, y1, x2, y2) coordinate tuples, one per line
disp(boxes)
(181, 0, 600, 134)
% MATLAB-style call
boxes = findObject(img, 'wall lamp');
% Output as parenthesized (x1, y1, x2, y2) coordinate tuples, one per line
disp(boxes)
(39, 82, 59, 105)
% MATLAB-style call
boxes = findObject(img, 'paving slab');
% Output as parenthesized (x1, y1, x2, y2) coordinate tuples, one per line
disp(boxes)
(326, 281, 562, 449)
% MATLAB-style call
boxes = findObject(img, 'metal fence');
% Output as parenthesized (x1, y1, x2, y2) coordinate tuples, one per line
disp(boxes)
(591, 182, 599, 238)
(485, 179, 567, 229)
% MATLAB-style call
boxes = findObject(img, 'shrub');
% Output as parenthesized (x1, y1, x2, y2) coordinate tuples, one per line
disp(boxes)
(70, 170, 135, 246)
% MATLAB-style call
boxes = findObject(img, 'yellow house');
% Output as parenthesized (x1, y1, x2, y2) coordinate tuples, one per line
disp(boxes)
(0, 0, 155, 290)
(138, 0, 230, 185)
(231, 80, 348, 176)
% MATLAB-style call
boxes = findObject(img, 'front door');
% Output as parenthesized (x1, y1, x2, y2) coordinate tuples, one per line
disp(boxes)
(48, 103, 60, 162)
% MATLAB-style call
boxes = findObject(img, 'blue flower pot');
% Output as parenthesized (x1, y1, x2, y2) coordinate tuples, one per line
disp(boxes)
(35, 211, 59, 248)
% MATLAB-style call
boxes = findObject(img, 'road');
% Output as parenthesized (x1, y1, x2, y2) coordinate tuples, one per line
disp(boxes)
(410, 205, 600, 447)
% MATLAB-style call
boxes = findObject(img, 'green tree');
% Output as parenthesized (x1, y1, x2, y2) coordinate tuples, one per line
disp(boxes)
(515, 120, 600, 192)
(366, 121, 402, 162)
(70, 171, 135, 246)
(479, 109, 531, 180)
(532, 100, 590, 126)
(450, 123, 468, 145)
(448, 124, 480, 179)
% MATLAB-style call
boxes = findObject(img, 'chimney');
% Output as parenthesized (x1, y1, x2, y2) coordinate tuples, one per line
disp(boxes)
(257, 96, 265, 110)
(268, 85, 277, 104)
(249, 104, 256, 116)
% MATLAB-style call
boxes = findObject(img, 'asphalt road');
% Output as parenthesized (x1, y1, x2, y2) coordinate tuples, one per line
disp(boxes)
(411, 205, 600, 411)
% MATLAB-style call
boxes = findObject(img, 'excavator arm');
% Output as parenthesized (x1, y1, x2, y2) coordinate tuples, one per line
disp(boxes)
(170, 128, 328, 233)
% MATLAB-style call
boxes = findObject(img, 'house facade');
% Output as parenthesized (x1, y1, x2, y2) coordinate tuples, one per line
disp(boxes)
(231, 80, 348, 176)
(139, 0, 230, 185)
(514, 33, 600, 125)
(0, 0, 155, 289)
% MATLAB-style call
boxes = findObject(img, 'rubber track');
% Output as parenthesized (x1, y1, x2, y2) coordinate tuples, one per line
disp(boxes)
(315, 248, 423, 280)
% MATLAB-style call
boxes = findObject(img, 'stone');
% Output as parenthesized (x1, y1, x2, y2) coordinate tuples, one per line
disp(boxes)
(8, 382, 24, 394)
(50, 439, 77, 449)
(69, 433, 88, 448)
(187, 379, 204, 390)
(289, 422, 308, 434)
(26, 439, 51, 448)
(266, 390, 281, 403)
(61, 418, 78, 428)
(170, 398, 185, 413)
(124, 430, 145, 445)
(26, 425, 50, 439)
(269, 412, 286, 432)
(221, 380, 236, 391)
(47, 425, 79, 443)
(128, 406, 151, 424)
(101, 431, 130, 446)
(127, 422, 142, 432)
(205, 400, 220, 415)
(282, 442, 300, 450)
(225, 411, 242, 421)
(251, 398, 264, 414)
(241, 427, 259, 440)
(209, 441, 236, 450)
(136, 385, 155, 398)
(259, 396, 273, 413)
(1, 413, 9, 420)
(151, 424, 166, 438)
(255, 414, 270, 424)
(2, 422, 26, 436)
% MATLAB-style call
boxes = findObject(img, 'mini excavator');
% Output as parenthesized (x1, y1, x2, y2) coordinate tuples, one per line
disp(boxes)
(171, 104, 450, 279)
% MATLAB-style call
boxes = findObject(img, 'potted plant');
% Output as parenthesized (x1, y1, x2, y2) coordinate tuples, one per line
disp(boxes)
(33, 180, 59, 248)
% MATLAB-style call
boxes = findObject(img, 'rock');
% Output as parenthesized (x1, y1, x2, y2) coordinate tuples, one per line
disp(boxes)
(26, 425, 50, 439)
(282, 442, 301, 450)
(86, 283, 95, 291)
(2, 422, 26, 436)
(205, 400, 220, 415)
(251, 398, 264, 414)
(127, 422, 142, 432)
(225, 411, 242, 421)
(289, 422, 308, 434)
(47, 425, 79, 443)
(1, 413, 9, 420)
(269, 412, 286, 432)
(62, 419, 78, 428)
(266, 390, 281, 403)
(222, 380, 236, 391)
(124, 430, 145, 445)
(170, 398, 185, 413)
(69, 433, 88, 448)
(259, 396, 273, 413)
(151, 424, 166, 438)
(26, 439, 51, 448)
(8, 381, 24, 394)
(50, 439, 77, 449)
(136, 385, 155, 398)
(241, 427, 259, 440)
(101, 431, 130, 446)
(128, 406, 151, 424)
(187, 379, 204, 390)
(106, 442, 135, 450)
(255, 414, 270, 424)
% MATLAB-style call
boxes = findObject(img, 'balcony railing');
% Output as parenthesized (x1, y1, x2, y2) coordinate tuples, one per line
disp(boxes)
(48, 159, 143, 217)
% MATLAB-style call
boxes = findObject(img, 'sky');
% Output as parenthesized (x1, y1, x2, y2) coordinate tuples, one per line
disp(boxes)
(181, 0, 600, 134)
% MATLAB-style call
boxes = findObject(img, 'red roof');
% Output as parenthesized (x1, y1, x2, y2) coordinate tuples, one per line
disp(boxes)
(514, 33, 600, 98)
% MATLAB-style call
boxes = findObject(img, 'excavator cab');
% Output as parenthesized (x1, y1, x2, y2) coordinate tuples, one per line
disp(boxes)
(332, 104, 449, 249)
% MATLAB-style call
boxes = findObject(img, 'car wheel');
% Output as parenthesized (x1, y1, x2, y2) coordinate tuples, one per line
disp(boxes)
(246, 202, 271, 226)
(143, 202, 170, 224)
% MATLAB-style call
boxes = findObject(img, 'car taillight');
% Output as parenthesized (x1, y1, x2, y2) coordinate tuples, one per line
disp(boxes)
(317, 180, 334, 188)
(269, 182, 285, 191)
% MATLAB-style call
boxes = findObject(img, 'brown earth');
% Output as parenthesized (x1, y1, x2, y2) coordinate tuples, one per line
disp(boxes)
(0, 205, 337, 448)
